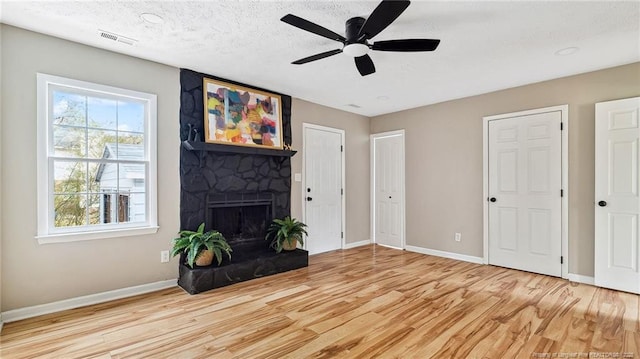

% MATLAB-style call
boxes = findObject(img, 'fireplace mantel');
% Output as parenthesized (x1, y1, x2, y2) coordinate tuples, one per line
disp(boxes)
(182, 140, 297, 157)
(182, 140, 297, 167)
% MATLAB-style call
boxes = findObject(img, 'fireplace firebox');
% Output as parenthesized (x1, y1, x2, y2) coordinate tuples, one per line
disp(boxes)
(207, 192, 273, 256)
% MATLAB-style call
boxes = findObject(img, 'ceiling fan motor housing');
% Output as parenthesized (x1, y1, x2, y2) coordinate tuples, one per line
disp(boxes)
(345, 17, 366, 43)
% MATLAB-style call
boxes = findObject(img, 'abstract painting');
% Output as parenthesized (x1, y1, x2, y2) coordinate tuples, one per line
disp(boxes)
(203, 78, 283, 149)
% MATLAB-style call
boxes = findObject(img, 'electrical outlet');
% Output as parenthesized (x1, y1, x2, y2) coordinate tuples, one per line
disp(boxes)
(160, 250, 170, 263)
(454, 233, 461, 242)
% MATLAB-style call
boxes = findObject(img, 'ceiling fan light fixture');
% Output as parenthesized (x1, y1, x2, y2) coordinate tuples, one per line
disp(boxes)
(343, 43, 369, 58)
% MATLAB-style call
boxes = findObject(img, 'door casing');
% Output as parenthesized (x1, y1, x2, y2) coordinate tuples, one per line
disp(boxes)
(370, 130, 406, 249)
(302, 123, 346, 251)
(482, 105, 569, 278)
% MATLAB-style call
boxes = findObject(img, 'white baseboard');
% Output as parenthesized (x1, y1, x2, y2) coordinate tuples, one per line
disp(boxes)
(567, 273, 595, 286)
(1, 279, 177, 323)
(405, 245, 484, 264)
(343, 239, 371, 249)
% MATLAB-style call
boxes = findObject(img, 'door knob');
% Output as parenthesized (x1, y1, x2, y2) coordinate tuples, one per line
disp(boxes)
(388, 196, 392, 199)
(598, 200, 607, 207)
(489, 197, 497, 202)
(306, 197, 313, 201)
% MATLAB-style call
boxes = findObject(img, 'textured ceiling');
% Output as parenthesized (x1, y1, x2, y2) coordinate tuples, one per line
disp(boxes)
(1, 1, 639, 117)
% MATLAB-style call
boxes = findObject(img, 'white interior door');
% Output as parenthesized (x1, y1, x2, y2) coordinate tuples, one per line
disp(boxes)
(304, 125, 343, 255)
(595, 97, 640, 294)
(488, 111, 562, 277)
(372, 131, 405, 249)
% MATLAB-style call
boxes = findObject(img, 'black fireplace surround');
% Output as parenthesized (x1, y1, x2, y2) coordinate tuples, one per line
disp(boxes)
(178, 69, 308, 294)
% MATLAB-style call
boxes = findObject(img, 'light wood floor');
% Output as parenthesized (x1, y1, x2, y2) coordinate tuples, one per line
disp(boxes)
(0, 245, 638, 358)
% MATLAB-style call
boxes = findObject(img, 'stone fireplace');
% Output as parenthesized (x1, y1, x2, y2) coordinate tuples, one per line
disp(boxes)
(177, 69, 307, 294)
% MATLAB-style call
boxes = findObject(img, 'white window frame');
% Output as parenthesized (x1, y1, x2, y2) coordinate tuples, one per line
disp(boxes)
(36, 73, 158, 244)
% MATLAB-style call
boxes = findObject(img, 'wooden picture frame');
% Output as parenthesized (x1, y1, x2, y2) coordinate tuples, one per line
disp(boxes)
(203, 78, 283, 149)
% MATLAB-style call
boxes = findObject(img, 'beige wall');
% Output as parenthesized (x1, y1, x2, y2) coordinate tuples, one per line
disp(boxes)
(290, 99, 370, 245)
(1, 25, 181, 311)
(371, 62, 640, 276)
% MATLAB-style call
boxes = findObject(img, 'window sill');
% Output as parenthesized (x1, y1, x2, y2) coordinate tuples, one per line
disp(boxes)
(36, 226, 159, 244)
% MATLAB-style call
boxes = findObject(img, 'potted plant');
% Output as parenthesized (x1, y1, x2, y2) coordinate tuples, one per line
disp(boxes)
(265, 216, 308, 253)
(171, 223, 232, 268)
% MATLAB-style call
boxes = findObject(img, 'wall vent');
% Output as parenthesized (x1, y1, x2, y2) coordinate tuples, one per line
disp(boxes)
(98, 30, 137, 46)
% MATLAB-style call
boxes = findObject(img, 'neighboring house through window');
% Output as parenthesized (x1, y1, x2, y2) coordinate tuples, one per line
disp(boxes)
(36, 73, 158, 243)
(96, 143, 145, 224)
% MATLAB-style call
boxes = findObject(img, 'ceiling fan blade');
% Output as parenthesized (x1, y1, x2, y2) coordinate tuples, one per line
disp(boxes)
(372, 39, 440, 52)
(358, 0, 410, 40)
(292, 49, 343, 64)
(355, 55, 376, 76)
(281, 14, 346, 42)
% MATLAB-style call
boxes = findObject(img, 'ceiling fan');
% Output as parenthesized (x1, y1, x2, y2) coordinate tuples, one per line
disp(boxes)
(281, 0, 440, 76)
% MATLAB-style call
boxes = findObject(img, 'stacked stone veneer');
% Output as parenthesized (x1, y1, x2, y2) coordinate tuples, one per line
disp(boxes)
(179, 69, 293, 230)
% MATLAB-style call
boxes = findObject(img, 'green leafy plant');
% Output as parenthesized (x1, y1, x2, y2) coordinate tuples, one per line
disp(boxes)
(171, 223, 232, 268)
(265, 216, 308, 253)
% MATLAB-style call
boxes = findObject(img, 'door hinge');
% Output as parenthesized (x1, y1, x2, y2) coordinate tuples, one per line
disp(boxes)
(340, 145, 343, 152)
(560, 256, 564, 264)
(341, 232, 344, 239)
(560, 122, 564, 131)
(341, 188, 343, 195)
(561, 189, 564, 197)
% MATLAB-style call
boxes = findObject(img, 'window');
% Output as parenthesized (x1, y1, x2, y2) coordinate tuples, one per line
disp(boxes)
(37, 73, 158, 243)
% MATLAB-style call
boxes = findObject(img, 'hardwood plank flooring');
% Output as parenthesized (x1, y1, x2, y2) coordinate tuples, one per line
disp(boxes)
(0, 245, 638, 358)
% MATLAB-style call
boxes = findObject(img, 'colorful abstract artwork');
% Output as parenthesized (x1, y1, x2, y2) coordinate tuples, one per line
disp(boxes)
(203, 78, 283, 149)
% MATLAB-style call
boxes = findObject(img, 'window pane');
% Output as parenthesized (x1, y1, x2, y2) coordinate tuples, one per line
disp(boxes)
(88, 193, 102, 225)
(116, 134, 145, 160)
(52, 91, 86, 126)
(52, 125, 86, 157)
(54, 194, 87, 227)
(88, 97, 117, 130)
(87, 129, 117, 159)
(53, 160, 87, 193)
(127, 192, 146, 223)
(118, 101, 145, 133)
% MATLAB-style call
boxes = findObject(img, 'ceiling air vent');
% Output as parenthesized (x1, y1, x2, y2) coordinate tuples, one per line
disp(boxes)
(346, 104, 361, 108)
(98, 30, 137, 46)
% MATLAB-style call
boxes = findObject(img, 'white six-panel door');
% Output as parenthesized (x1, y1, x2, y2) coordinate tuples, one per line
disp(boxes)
(595, 97, 640, 294)
(303, 125, 343, 255)
(487, 111, 562, 277)
(372, 132, 405, 249)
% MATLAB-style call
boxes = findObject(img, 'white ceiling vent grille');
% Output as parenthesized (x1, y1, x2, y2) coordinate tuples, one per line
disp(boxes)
(346, 104, 361, 108)
(98, 30, 137, 46)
